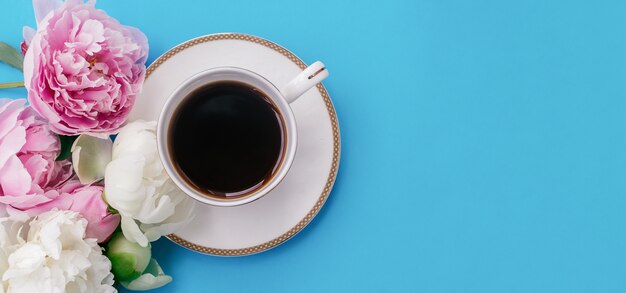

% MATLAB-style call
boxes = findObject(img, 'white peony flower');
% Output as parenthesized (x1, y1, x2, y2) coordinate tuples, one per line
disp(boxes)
(105, 121, 195, 247)
(0, 210, 115, 293)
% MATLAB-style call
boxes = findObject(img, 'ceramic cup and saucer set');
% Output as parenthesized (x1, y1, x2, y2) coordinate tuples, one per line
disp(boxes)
(129, 33, 340, 256)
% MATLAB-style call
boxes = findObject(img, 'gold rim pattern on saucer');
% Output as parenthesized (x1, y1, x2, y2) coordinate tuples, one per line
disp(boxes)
(146, 33, 340, 256)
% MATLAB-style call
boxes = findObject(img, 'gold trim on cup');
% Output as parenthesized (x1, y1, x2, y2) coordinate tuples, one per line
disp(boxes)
(148, 33, 340, 256)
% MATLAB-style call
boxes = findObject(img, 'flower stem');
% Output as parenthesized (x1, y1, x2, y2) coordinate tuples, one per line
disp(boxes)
(0, 81, 25, 89)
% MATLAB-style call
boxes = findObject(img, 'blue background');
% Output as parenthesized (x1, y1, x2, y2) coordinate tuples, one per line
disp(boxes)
(2, 0, 626, 292)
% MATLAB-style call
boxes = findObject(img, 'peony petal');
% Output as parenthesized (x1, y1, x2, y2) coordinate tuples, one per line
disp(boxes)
(71, 134, 112, 184)
(104, 153, 145, 214)
(27, 90, 62, 124)
(135, 195, 174, 224)
(22, 26, 36, 46)
(2, 242, 46, 281)
(0, 126, 26, 170)
(32, 0, 63, 25)
(0, 99, 25, 139)
(21, 154, 48, 186)
(120, 216, 148, 247)
(19, 190, 70, 216)
(0, 126, 26, 167)
(0, 156, 32, 196)
(45, 160, 73, 189)
(111, 120, 157, 159)
(89, 213, 120, 243)
(141, 195, 195, 242)
(0, 191, 56, 209)
(69, 186, 120, 243)
(76, 19, 105, 55)
(21, 124, 59, 154)
(120, 259, 172, 291)
(21, 32, 37, 90)
(125, 26, 149, 64)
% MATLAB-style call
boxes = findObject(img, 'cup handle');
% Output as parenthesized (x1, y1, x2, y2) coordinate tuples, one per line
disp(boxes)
(281, 61, 329, 103)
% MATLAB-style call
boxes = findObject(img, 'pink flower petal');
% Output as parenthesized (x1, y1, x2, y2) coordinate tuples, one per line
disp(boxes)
(69, 185, 120, 242)
(33, 0, 63, 25)
(0, 99, 26, 138)
(21, 124, 59, 154)
(0, 192, 54, 209)
(20, 154, 48, 185)
(22, 26, 36, 47)
(0, 156, 32, 196)
(0, 126, 27, 168)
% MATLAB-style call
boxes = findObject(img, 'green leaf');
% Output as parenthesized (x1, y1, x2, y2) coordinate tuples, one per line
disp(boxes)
(0, 42, 24, 71)
(0, 81, 24, 89)
(57, 135, 78, 161)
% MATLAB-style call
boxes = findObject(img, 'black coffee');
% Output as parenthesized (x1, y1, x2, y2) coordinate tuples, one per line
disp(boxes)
(169, 81, 284, 197)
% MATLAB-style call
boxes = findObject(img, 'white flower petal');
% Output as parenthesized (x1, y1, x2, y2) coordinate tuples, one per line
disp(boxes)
(86, 245, 115, 293)
(112, 120, 157, 159)
(2, 243, 46, 280)
(120, 216, 149, 247)
(71, 134, 113, 184)
(104, 153, 146, 214)
(141, 195, 195, 242)
(136, 194, 174, 224)
(120, 259, 172, 291)
(28, 210, 89, 260)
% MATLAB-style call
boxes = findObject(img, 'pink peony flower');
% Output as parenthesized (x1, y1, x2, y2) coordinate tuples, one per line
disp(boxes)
(0, 99, 73, 209)
(23, 181, 120, 243)
(23, 0, 149, 137)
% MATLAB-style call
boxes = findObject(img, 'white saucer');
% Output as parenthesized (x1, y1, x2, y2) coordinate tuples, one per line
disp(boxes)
(128, 33, 340, 256)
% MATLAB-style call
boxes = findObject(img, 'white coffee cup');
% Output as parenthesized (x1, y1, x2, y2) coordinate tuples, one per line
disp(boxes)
(157, 62, 328, 207)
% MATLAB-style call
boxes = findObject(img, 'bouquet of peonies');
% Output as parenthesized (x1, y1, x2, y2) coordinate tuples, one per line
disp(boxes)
(0, 0, 195, 291)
